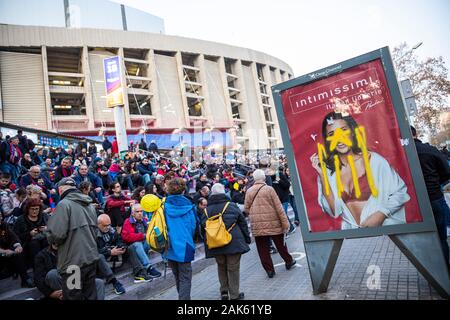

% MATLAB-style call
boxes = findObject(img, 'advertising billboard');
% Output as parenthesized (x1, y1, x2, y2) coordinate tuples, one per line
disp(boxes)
(272, 47, 436, 242)
(103, 56, 124, 108)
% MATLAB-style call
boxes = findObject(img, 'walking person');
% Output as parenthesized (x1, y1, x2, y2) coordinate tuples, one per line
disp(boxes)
(46, 177, 100, 300)
(163, 178, 198, 300)
(201, 183, 251, 300)
(244, 169, 296, 278)
(412, 126, 450, 270)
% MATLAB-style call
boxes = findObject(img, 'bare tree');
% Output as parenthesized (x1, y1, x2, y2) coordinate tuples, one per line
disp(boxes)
(392, 43, 450, 139)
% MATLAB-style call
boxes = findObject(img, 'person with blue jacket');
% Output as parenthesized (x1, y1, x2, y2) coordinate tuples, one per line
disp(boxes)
(72, 165, 105, 206)
(163, 177, 198, 300)
(137, 158, 155, 186)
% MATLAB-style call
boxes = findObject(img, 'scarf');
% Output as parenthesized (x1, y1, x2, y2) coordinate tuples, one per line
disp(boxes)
(9, 143, 22, 164)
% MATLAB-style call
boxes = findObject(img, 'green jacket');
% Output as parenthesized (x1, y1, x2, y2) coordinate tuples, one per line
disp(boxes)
(47, 189, 99, 273)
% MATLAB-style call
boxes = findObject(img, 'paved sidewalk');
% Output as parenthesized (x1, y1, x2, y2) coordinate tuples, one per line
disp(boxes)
(148, 228, 444, 300)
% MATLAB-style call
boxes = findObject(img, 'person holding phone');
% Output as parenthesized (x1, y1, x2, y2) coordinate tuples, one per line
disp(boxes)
(105, 182, 134, 234)
(13, 197, 48, 268)
(96, 214, 126, 295)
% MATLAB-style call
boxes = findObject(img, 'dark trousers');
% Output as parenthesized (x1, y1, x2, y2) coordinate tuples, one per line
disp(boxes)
(431, 196, 450, 270)
(25, 238, 48, 268)
(168, 260, 192, 300)
(255, 234, 293, 273)
(0, 252, 29, 281)
(61, 262, 98, 300)
(97, 254, 114, 283)
(215, 254, 241, 299)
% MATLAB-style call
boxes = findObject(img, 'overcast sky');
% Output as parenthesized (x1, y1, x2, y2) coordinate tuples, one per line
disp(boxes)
(112, 0, 449, 77)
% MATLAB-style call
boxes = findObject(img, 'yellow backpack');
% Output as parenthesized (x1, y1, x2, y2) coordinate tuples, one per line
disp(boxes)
(145, 198, 169, 253)
(204, 202, 235, 249)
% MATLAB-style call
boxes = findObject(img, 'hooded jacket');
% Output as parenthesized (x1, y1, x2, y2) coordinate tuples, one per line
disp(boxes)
(163, 194, 197, 263)
(47, 189, 99, 273)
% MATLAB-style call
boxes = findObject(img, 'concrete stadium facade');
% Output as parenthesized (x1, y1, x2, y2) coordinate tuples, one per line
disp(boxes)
(0, 2, 294, 151)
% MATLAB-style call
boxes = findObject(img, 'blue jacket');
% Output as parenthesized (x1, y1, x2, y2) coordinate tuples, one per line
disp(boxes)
(163, 195, 197, 263)
(137, 163, 155, 176)
(73, 172, 103, 189)
(19, 174, 54, 193)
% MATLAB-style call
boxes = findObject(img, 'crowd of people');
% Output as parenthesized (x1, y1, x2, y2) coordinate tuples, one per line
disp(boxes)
(1, 126, 448, 301)
(0, 130, 301, 300)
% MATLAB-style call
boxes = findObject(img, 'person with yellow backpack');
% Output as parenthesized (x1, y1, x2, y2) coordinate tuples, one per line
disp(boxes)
(201, 183, 251, 300)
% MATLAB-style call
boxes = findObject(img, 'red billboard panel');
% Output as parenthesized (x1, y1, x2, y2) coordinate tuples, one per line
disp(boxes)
(281, 59, 422, 232)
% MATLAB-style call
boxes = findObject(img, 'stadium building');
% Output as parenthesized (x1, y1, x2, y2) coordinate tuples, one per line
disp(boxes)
(0, 0, 294, 151)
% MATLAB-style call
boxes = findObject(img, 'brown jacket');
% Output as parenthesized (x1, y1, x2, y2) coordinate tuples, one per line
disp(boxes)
(244, 181, 290, 236)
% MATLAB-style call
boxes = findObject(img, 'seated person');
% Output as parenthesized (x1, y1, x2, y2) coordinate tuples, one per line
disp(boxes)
(137, 158, 155, 186)
(20, 153, 35, 172)
(105, 182, 134, 234)
(0, 213, 34, 287)
(115, 159, 134, 191)
(19, 166, 58, 206)
(90, 158, 113, 192)
(0, 172, 17, 192)
(13, 198, 49, 268)
(121, 203, 162, 280)
(0, 175, 18, 225)
(40, 158, 57, 182)
(34, 242, 105, 300)
(54, 157, 75, 183)
(73, 164, 105, 206)
(96, 214, 126, 295)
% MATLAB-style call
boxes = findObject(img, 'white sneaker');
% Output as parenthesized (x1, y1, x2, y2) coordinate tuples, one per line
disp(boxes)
(447, 227, 450, 237)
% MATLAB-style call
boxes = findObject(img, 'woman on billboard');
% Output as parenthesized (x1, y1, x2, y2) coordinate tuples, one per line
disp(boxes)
(310, 111, 410, 230)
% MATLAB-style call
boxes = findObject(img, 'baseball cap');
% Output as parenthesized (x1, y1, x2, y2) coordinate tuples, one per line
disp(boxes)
(57, 177, 76, 189)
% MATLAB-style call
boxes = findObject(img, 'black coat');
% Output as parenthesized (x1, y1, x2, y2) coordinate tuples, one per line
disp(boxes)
(14, 213, 48, 245)
(96, 226, 124, 258)
(272, 173, 290, 203)
(201, 194, 251, 258)
(230, 188, 245, 204)
(414, 139, 450, 201)
(0, 222, 21, 249)
(34, 247, 57, 297)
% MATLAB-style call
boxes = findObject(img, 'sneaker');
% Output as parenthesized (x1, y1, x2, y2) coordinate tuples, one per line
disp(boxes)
(287, 225, 296, 235)
(230, 292, 245, 300)
(113, 281, 126, 295)
(267, 270, 275, 278)
(294, 220, 300, 227)
(134, 271, 152, 283)
(221, 291, 229, 300)
(286, 259, 297, 270)
(269, 246, 278, 254)
(147, 267, 162, 279)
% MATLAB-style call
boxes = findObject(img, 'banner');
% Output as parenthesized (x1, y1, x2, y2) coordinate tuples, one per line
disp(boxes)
(103, 56, 124, 108)
(279, 58, 422, 233)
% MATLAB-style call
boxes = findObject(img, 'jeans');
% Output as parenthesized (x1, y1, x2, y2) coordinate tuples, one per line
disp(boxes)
(142, 174, 151, 186)
(94, 190, 105, 206)
(430, 196, 450, 269)
(129, 241, 151, 270)
(97, 254, 114, 283)
(289, 194, 300, 222)
(282, 202, 295, 231)
(168, 260, 192, 300)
